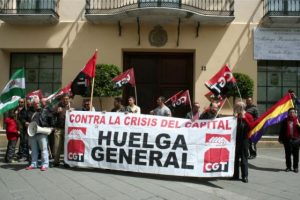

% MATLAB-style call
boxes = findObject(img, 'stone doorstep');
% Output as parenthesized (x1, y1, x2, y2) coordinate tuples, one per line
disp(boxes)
(0, 131, 281, 149)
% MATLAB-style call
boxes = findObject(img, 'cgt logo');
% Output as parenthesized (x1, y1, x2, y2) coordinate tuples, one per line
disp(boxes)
(68, 127, 87, 136)
(205, 133, 231, 146)
(67, 139, 85, 162)
(203, 148, 229, 173)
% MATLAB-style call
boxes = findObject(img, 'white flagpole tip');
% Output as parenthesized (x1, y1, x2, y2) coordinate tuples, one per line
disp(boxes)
(95, 49, 98, 52)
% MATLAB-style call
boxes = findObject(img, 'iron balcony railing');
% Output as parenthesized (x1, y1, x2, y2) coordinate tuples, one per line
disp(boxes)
(0, 0, 59, 17)
(86, 0, 234, 16)
(263, 0, 300, 16)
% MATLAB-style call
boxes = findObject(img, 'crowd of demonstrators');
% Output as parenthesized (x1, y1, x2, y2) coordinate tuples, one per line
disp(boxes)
(150, 96, 172, 117)
(2, 90, 300, 182)
(279, 108, 300, 173)
(245, 97, 259, 159)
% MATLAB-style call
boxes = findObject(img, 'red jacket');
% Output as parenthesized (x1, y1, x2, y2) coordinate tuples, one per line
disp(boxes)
(4, 117, 19, 140)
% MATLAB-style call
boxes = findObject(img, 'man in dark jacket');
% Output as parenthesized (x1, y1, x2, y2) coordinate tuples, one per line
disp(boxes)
(200, 102, 218, 120)
(246, 97, 259, 159)
(233, 101, 254, 183)
(279, 108, 300, 173)
(14, 98, 29, 161)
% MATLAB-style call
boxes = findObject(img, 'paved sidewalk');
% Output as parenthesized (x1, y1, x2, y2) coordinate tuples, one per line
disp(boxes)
(0, 148, 298, 200)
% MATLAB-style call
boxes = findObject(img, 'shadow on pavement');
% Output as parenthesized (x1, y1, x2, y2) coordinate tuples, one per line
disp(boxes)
(66, 166, 224, 189)
(248, 163, 284, 172)
(0, 163, 28, 171)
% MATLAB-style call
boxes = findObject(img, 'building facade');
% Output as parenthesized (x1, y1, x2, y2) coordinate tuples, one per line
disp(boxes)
(0, 0, 299, 134)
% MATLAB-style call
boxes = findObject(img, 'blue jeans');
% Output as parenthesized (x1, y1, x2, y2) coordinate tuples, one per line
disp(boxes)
(29, 134, 49, 168)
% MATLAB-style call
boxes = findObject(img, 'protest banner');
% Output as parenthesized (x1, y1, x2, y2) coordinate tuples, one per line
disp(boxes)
(64, 111, 237, 177)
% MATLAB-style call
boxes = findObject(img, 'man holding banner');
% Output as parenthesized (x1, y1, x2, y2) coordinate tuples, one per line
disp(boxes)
(233, 101, 253, 183)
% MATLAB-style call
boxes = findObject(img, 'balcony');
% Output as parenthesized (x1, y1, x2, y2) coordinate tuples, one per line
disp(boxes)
(0, 0, 59, 24)
(85, 0, 235, 25)
(262, 0, 300, 27)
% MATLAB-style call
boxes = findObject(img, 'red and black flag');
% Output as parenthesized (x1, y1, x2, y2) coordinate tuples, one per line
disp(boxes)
(112, 68, 136, 88)
(46, 82, 73, 106)
(205, 64, 236, 99)
(204, 91, 226, 108)
(166, 90, 191, 108)
(71, 51, 97, 96)
(26, 89, 44, 101)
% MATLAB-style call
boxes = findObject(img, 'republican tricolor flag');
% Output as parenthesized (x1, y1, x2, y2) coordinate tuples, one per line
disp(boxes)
(112, 68, 136, 88)
(249, 93, 294, 143)
(71, 50, 97, 96)
(205, 65, 236, 99)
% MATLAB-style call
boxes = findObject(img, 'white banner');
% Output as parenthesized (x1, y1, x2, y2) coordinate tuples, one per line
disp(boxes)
(64, 111, 237, 177)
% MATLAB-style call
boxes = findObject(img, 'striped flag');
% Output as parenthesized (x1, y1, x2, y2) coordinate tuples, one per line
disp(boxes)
(0, 69, 25, 114)
(248, 93, 294, 143)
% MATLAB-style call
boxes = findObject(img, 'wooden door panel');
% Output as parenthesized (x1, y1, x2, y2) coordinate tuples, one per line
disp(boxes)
(123, 52, 193, 117)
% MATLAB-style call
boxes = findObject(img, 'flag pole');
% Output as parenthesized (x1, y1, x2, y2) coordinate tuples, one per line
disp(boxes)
(187, 90, 192, 112)
(90, 77, 95, 111)
(134, 86, 138, 106)
(90, 49, 98, 111)
(215, 97, 227, 118)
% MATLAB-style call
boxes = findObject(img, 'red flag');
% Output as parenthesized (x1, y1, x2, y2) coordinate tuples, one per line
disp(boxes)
(204, 91, 226, 108)
(71, 50, 98, 96)
(166, 90, 191, 108)
(26, 89, 43, 101)
(112, 68, 136, 88)
(205, 64, 236, 99)
(82, 50, 97, 78)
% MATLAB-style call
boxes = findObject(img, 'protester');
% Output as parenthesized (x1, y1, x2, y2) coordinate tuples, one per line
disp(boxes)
(81, 99, 95, 111)
(111, 97, 126, 112)
(288, 89, 300, 116)
(14, 98, 30, 161)
(232, 101, 253, 183)
(186, 102, 201, 121)
(245, 97, 259, 159)
(125, 96, 141, 114)
(150, 96, 172, 117)
(53, 94, 73, 167)
(200, 102, 219, 119)
(26, 99, 54, 171)
(279, 108, 300, 173)
(4, 109, 20, 163)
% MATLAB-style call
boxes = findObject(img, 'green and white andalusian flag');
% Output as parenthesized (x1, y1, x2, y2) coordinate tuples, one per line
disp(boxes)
(0, 69, 25, 115)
